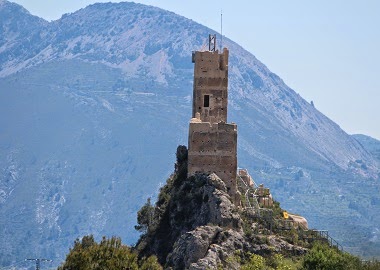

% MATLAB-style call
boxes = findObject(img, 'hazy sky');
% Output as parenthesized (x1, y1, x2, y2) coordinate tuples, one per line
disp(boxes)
(11, 0, 380, 140)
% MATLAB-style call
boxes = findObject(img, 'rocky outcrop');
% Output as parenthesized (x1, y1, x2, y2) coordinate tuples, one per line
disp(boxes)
(288, 214, 309, 229)
(136, 156, 307, 269)
(167, 222, 307, 269)
(168, 226, 251, 270)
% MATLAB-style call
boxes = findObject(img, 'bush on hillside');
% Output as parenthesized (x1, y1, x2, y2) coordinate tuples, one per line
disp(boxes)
(58, 235, 162, 270)
(302, 242, 361, 270)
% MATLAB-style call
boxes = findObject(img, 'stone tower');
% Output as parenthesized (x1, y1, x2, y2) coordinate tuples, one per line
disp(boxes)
(188, 39, 238, 201)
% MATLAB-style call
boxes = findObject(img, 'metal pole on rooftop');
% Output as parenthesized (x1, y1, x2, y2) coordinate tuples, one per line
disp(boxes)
(220, 10, 223, 51)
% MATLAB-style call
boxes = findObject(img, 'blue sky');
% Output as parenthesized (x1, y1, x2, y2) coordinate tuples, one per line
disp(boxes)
(11, 0, 380, 140)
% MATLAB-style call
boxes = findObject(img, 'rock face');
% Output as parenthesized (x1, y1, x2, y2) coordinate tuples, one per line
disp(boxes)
(288, 214, 309, 229)
(137, 156, 306, 269)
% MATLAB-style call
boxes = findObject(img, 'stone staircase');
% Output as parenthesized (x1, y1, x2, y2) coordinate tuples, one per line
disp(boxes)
(238, 169, 344, 252)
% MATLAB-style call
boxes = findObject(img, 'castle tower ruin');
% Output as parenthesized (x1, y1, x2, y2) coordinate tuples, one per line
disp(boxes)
(188, 38, 238, 201)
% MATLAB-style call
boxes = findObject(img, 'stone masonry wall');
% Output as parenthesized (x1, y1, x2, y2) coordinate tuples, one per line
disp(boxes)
(188, 47, 238, 201)
(192, 48, 229, 124)
(188, 121, 237, 196)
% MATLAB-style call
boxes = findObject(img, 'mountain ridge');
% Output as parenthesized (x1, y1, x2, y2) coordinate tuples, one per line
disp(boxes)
(9, 0, 375, 175)
(352, 134, 380, 165)
(0, 2, 375, 175)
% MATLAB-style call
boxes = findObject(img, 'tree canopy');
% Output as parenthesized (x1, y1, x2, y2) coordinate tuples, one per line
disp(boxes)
(58, 235, 162, 270)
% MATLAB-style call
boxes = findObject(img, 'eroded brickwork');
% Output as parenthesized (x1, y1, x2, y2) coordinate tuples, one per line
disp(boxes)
(188, 48, 238, 200)
(192, 48, 229, 123)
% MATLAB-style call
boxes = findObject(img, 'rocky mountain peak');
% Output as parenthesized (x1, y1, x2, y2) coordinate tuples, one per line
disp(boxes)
(0, 0, 25, 12)
(0, 0, 45, 23)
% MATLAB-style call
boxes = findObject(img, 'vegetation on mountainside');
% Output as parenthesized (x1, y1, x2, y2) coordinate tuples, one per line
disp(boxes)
(57, 235, 162, 270)
(301, 242, 380, 270)
(242, 254, 300, 270)
(133, 146, 380, 269)
(135, 197, 155, 234)
(134, 145, 189, 259)
(231, 243, 380, 270)
(58, 236, 380, 270)
(58, 145, 380, 270)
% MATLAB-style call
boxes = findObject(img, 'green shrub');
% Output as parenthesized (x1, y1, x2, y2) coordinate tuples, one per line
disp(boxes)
(361, 259, 380, 270)
(302, 242, 361, 270)
(241, 254, 266, 270)
(135, 198, 155, 234)
(58, 235, 162, 270)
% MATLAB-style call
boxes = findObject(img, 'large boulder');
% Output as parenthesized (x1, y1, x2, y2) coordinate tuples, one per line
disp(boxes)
(288, 214, 309, 230)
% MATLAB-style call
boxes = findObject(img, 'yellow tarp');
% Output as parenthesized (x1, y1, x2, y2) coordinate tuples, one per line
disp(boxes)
(283, 211, 289, 219)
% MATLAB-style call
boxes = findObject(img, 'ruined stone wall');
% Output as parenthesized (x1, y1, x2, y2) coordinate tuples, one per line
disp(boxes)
(188, 47, 238, 201)
(188, 121, 237, 197)
(192, 48, 229, 124)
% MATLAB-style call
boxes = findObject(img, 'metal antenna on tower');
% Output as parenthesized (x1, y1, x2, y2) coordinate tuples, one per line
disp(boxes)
(220, 9, 223, 51)
(25, 258, 52, 270)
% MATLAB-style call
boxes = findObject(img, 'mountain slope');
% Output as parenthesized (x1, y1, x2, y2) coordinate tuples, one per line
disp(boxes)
(353, 134, 380, 165)
(0, 0, 49, 75)
(1, 2, 376, 176)
(0, 1, 379, 268)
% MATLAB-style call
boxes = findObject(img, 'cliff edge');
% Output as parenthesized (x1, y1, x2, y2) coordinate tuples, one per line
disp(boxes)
(135, 146, 307, 269)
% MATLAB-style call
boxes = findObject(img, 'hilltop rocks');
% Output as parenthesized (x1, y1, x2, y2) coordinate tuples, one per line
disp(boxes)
(136, 160, 307, 269)
(166, 224, 307, 269)
(167, 226, 222, 269)
(288, 214, 309, 230)
(167, 226, 248, 270)
(199, 173, 241, 228)
(136, 172, 243, 262)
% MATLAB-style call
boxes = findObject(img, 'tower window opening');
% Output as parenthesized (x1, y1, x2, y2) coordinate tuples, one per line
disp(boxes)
(204, 95, 210, 107)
